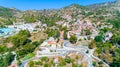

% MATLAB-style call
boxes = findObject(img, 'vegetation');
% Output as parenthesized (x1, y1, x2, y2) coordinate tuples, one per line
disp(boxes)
(61, 26, 68, 39)
(28, 61, 34, 67)
(9, 30, 30, 47)
(45, 29, 60, 38)
(28, 52, 86, 67)
(89, 41, 96, 49)
(69, 35, 77, 44)
(0, 24, 6, 28)
(90, 15, 120, 66)
(0, 7, 16, 18)
(0, 1, 120, 67)
(0, 52, 15, 67)
(85, 29, 91, 35)
(111, 34, 120, 44)
(23, 14, 37, 23)
(39, 14, 63, 27)
(0, 45, 8, 54)
(3, 30, 44, 58)
(107, 19, 120, 29)
(94, 35, 103, 42)
(94, 29, 120, 67)
(65, 57, 71, 63)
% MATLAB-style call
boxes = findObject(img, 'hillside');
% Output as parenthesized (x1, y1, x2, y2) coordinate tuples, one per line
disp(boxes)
(0, 1, 120, 67)
(0, 6, 20, 18)
(0, 6, 20, 25)
(0, 0, 120, 25)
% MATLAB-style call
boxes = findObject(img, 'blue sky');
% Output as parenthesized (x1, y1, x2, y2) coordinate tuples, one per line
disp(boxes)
(0, 0, 115, 10)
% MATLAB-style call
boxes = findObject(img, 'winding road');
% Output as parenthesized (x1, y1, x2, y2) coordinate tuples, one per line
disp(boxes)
(63, 41, 93, 67)
(20, 41, 109, 67)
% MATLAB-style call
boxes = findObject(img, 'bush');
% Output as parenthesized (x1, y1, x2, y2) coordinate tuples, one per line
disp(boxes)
(98, 61, 103, 65)
(94, 35, 103, 42)
(17, 60, 21, 65)
(9, 30, 31, 48)
(0, 45, 8, 54)
(32, 41, 40, 47)
(92, 61, 96, 66)
(44, 63, 49, 67)
(45, 29, 60, 38)
(35, 61, 42, 65)
(17, 44, 35, 58)
(28, 61, 34, 67)
(69, 35, 77, 44)
(75, 55, 79, 60)
(89, 41, 96, 49)
(59, 61, 66, 66)
(72, 63, 78, 67)
(41, 57, 49, 62)
(86, 50, 89, 53)
(65, 57, 71, 63)
(59, 57, 66, 66)
(0, 52, 15, 67)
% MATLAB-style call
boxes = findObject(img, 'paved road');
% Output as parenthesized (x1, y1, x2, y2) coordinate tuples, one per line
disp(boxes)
(20, 41, 109, 67)
(63, 41, 109, 67)
(20, 41, 93, 67)
(63, 41, 93, 67)
(92, 55, 110, 67)
(63, 41, 89, 52)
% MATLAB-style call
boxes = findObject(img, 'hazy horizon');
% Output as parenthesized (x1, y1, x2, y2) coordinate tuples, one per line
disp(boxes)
(0, 0, 115, 10)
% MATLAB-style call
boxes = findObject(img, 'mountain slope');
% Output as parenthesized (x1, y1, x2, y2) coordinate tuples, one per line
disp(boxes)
(0, 0, 120, 25)
(0, 6, 20, 18)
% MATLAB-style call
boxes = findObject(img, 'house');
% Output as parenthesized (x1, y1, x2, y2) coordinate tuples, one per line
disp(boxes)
(41, 37, 57, 46)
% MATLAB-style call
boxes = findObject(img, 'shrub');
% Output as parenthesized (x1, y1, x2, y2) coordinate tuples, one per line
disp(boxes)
(69, 35, 77, 44)
(65, 57, 71, 63)
(41, 57, 49, 62)
(44, 63, 49, 67)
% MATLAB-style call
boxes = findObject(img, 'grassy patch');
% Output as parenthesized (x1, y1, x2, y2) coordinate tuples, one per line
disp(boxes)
(23, 53, 35, 61)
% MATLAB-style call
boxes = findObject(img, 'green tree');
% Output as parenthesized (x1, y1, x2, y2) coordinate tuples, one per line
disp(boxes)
(41, 57, 48, 62)
(111, 35, 120, 44)
(5, 19, 13, 25)
(89, 41, 96, 49)
(107, 19, 120, 29)
(32, 41, 40, 47)
(61, 26, 68, 39)
(72, 63, 78, 67)
(39, 14, 63, 27)
(92, 62, 96, 67)
(44, 63, 49, 67)
(0, 45, 8, 53)
(85, 29, 91, 35)
(69, 35, 77, 44)
(0, 52, 14, 67)
(6, 52, 15, 65)
(45, 29, 59, 38)
(29, 61, 34, 67)
(17, 44, 35, 58)
(10, 30, 30, 47)
(24, 14, 36, 23)
(65, 57, 71, 63)
(94, 35, 103, 42)
(0, 24, 6, 28)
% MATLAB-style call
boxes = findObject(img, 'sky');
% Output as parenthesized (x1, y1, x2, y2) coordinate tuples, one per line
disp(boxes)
(0, 0, 115, 10)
